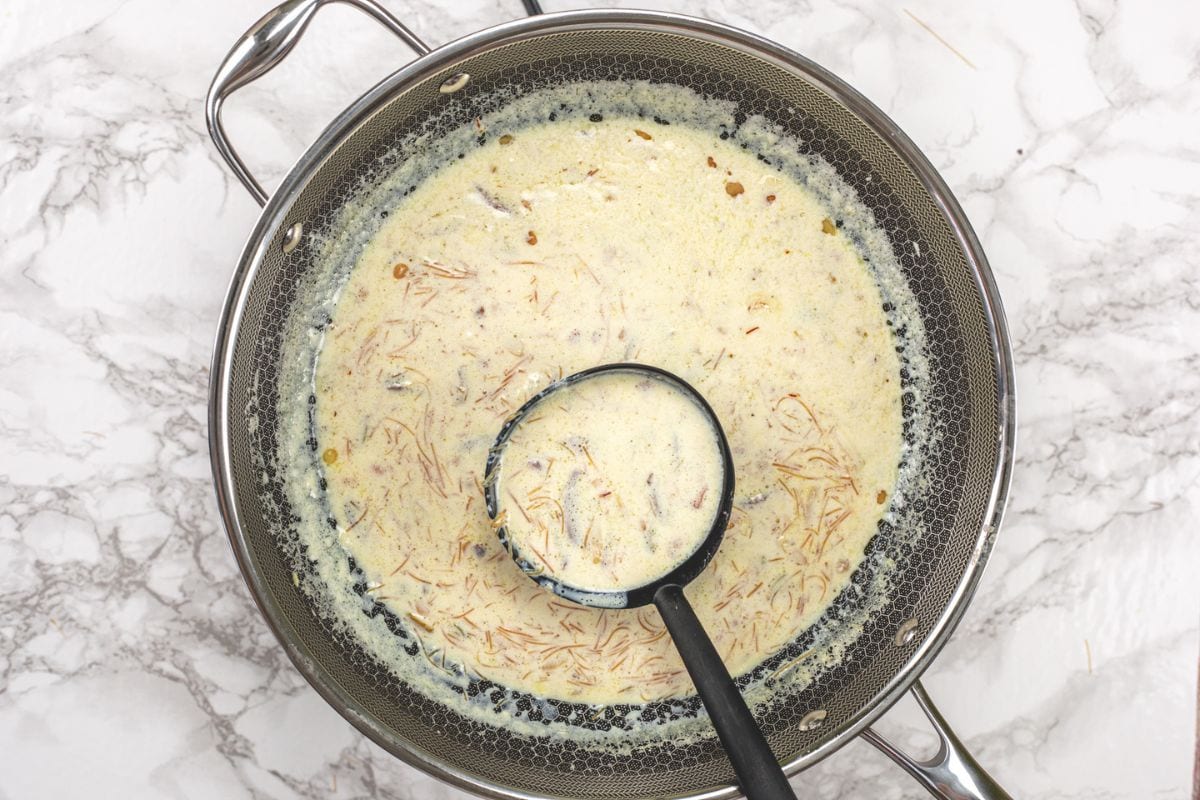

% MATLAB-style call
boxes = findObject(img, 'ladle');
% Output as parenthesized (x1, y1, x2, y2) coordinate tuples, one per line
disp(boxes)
(485, 363, 796, 800)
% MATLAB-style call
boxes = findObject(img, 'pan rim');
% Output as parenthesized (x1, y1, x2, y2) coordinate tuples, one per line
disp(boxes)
(208, 9, 1016, 800)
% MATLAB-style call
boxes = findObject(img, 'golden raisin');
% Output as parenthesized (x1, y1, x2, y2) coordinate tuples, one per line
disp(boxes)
(499, 134, 513, 145)
(766, 194, 776, 203)
(323, 448, 338, 465)
(634, 129, 653, 140)
(526, 231, 538, 245)
(707, 156, 717, 168)
(821, 217, 837, 235)
(725, 181, 745, 197)
(876, 490, 887, 504)
(392, 262, 409, 279)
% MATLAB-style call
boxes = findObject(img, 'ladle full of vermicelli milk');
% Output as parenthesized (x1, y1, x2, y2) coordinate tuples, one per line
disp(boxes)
(485, 363, 797, 800)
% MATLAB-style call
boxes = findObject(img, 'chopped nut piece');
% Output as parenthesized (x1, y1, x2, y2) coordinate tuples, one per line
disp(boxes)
(499, 134, 513, 145)
(725, 181, 745, 197)
(634, 129, 653, 140)
(408, 611, 435, 632)
(526, 230, 538, 245)
(821, 217, 837, 235)
(707, 156, 717, 168)
(392, 262, 409, 280)
(746, 293, 777, 313)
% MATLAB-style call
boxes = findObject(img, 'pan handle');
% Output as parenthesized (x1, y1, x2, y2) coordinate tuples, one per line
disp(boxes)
(205, 0, 430, 206)
(861, 681, 1013, 800)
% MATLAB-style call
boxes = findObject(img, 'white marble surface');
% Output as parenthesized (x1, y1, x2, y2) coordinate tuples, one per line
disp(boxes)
(1, 0, 1197, 797)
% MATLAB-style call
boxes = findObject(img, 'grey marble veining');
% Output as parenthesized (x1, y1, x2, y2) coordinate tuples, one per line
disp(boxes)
(1, 0, 1197, 797)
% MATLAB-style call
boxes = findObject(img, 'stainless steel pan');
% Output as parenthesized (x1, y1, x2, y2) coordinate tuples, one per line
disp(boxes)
(206, 2, 1016, 797)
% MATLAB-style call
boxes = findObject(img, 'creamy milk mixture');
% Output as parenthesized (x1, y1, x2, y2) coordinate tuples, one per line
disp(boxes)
(311, 110, 903, 705)
(494, 370, 725, 594)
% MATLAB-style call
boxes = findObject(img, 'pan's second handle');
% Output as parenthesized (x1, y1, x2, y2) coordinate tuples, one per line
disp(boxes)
(205, 0, 430, 206)
(861, 681, 1013, 800)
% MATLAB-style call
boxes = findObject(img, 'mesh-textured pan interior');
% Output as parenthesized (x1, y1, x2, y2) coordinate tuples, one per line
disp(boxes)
(216, 20, 1005, 800)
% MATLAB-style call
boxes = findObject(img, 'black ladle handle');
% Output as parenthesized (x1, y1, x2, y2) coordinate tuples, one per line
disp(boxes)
(654, 584, 796, 800)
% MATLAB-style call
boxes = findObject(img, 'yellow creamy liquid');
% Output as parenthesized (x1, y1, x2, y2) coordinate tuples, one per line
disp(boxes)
(495, 370, 725, 594)
(315, 117, 902, 704)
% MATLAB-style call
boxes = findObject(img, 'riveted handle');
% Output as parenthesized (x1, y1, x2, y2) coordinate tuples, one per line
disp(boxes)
(204, 0, 430, 206)
(862, 681, 1013, 800)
